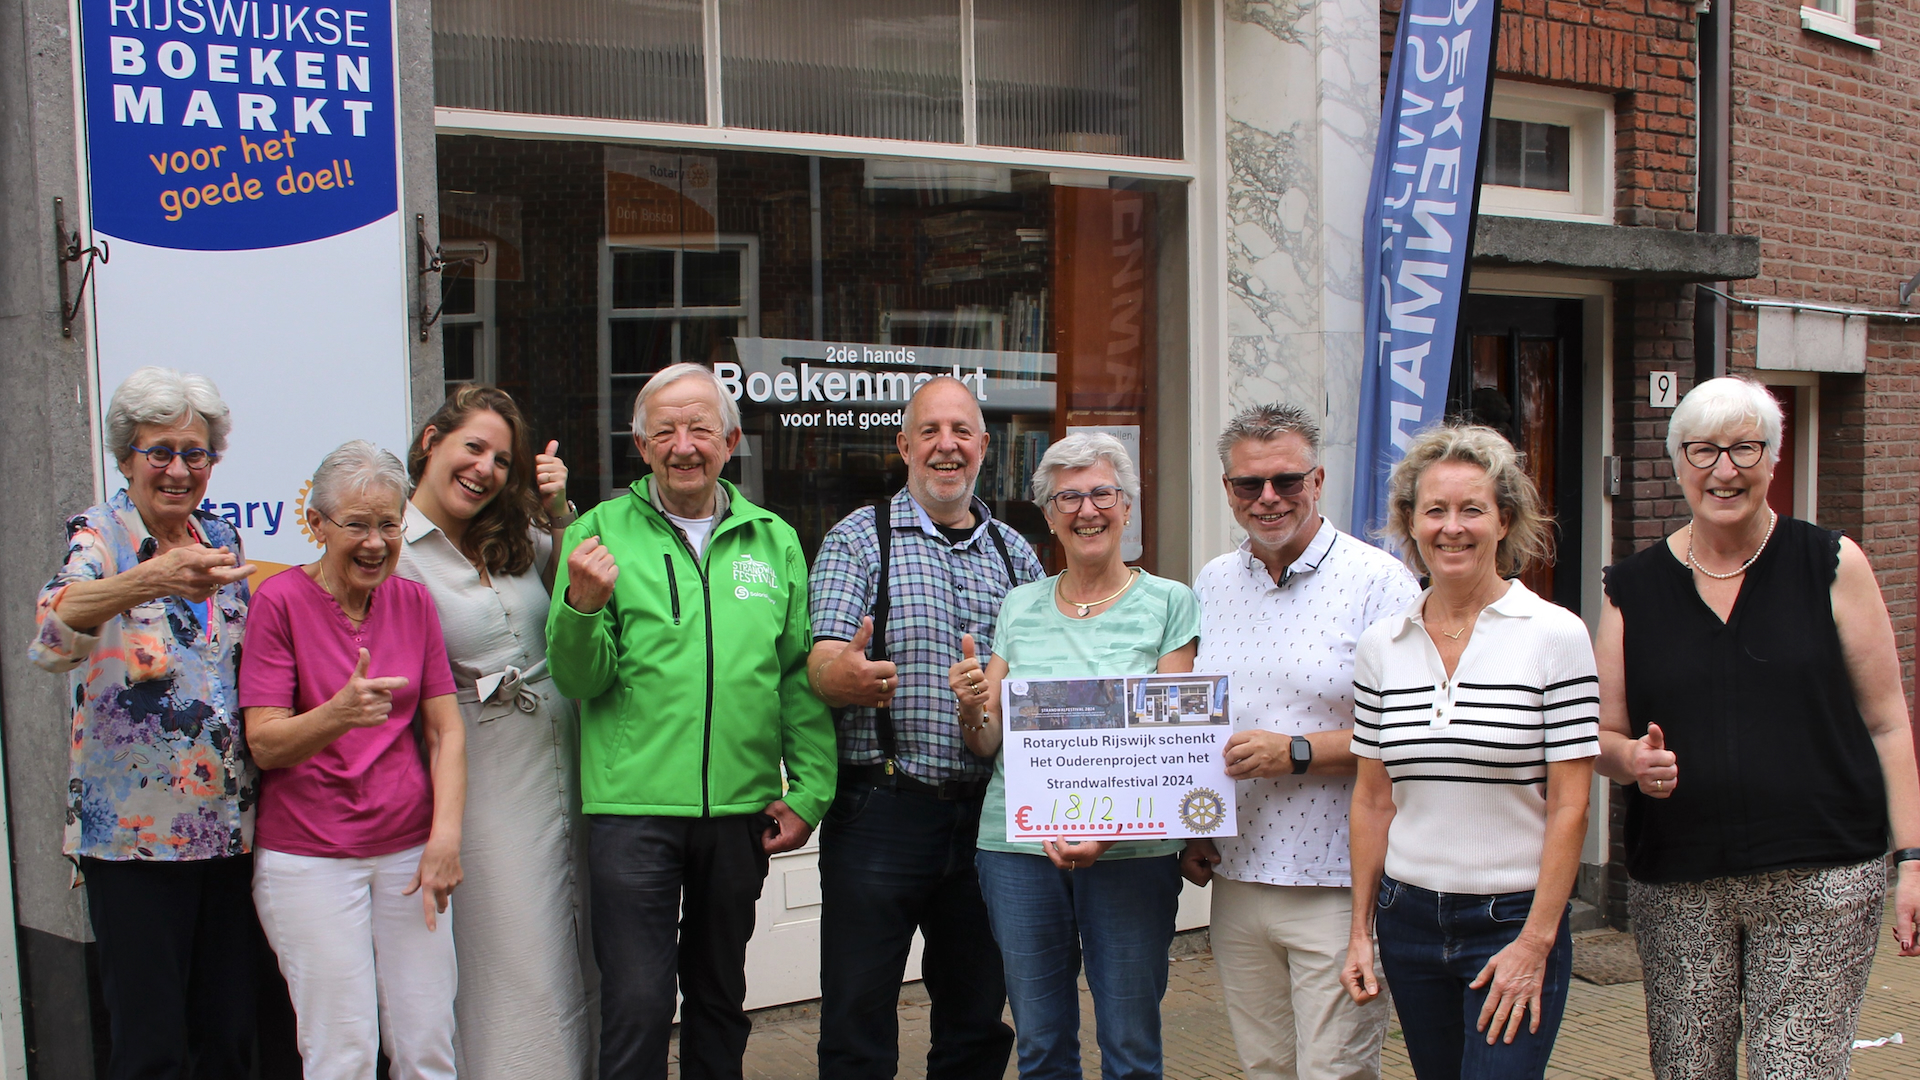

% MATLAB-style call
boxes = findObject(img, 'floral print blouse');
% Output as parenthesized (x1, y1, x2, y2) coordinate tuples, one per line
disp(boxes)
(30, 490, 257, 861)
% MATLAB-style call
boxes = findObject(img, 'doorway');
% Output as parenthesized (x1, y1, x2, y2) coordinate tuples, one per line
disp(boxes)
(1448, 295, 1585, 613)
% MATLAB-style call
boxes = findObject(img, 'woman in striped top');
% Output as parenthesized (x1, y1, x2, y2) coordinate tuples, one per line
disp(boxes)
(1337, 425, 1599, 1080)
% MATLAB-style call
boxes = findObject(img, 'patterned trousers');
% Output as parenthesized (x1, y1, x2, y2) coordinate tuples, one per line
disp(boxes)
(1629, 858, 1885, 1080)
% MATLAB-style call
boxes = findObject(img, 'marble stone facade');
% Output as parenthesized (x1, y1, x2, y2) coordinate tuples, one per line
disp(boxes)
(1223, 0, 1380, 532)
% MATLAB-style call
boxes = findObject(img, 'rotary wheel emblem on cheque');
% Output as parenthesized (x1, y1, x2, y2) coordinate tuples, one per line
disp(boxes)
(1179, 787, 1225, 833)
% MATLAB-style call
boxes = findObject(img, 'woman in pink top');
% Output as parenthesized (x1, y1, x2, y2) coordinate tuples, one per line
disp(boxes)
(239, 441, 467, 1080)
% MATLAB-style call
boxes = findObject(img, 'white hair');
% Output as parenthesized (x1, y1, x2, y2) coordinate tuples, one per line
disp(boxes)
(105, 367, 233, 462)
(309, 441, 409, 516)
(1030, 433, 1141, 508)
(1666, 377, 1784, 467)
(632, 363, 742, 437)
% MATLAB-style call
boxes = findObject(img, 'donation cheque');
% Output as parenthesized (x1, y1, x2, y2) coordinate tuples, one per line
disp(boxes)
(1002, 674, 1236, 842)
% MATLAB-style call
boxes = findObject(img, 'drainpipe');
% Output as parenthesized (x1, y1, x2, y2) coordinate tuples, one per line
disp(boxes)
(1693, 0, 1732, 382)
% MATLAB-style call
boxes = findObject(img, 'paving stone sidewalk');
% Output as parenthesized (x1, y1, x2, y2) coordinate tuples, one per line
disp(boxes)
(712, 905, 1919, 1080)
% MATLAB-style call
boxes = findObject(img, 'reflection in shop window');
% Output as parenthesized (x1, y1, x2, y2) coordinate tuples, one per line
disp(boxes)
(437, 136, 1187, 571)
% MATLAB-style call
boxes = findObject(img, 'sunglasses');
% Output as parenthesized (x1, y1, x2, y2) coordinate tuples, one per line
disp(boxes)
(1226, 472, 1310, 501)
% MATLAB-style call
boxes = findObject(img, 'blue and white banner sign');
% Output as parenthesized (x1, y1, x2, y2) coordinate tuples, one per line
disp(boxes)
(1350, 0, 1499, 544)
(76, 1, 412, 568)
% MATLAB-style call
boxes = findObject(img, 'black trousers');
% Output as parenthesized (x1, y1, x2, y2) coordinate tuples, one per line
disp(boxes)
(590, 813, 771, 1080)
(817, 782, 1013, 1080)
(80, 854, 258, 1080)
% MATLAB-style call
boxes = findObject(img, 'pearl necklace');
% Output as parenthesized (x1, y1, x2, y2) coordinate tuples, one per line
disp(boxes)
(1686, 510, 1777, 580)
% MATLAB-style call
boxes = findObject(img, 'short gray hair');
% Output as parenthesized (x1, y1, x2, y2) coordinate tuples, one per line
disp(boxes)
(106, 367, 233, 463)
(633, 363, 742, 437)
(1217, 402, 1321, 470)
(1666, 377, 1784, 467)
(309, 441, 408, 517)
(1030, 433, 1141, 508)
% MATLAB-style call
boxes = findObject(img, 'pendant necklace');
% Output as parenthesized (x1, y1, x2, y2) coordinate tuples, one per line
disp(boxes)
(1686, 510, 1776, 581)
(1058, 567, 1141, 617)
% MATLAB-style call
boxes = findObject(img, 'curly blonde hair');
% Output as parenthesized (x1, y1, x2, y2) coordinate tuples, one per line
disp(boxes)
(1383, 423, 1554, 579)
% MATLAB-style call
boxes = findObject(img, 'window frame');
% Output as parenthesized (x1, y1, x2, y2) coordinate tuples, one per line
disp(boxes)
(439, 239, 497, 396)
(597, 235, 761, 500)
(1800, 0, 1881, 51)
(1476, 83, 1614, 226)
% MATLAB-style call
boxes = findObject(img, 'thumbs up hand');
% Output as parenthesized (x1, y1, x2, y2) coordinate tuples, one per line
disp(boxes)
(948, 633, 991, 712)
(813, 616, 899, 708)
(330, 648, 411, 729)
(1633, 722, 1679, 799)
(536, 440, 571, 520)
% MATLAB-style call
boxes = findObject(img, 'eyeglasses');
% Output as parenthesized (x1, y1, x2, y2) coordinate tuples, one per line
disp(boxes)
(129, 445, 219, 471)
(1681, 441, 1766, 470)
(319, 512, 404, 541)
(1226, 473, 1310, 501)
(1047, 487, 1123, 513)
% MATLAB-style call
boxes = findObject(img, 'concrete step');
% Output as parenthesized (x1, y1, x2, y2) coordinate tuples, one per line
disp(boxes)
(1568, 897, 1607, 933)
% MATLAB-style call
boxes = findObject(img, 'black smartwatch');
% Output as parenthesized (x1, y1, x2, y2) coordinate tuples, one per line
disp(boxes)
(1289, 735, 1313, 775)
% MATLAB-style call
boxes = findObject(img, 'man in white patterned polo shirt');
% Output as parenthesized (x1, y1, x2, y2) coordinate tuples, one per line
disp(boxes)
(1184, 403, 1420, 1080)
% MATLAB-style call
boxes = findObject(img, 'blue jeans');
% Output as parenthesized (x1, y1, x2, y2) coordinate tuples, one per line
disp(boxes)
(974, 850, 1181, 1080)
(1373, 875, 1572, 1080)
(818, 782, 1013, 1080)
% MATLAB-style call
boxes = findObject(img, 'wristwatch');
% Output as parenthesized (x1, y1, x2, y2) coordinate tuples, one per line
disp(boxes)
(1289, 735, 1313, 775)
(1894, 847, 1920, 866)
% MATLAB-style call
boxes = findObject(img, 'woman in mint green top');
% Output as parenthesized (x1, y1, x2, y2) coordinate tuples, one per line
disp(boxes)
(950, 433, 1199, 1080)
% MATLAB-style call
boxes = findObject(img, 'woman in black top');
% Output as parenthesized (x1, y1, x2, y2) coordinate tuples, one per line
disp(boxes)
(1595, 376, 1920, 1080)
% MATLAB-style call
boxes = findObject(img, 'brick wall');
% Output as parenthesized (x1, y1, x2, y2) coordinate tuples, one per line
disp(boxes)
(1381, 0, 1701, 227)
(1722, 0, 1920, 701)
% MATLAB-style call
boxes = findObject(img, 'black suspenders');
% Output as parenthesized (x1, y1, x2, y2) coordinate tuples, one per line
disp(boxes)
(866, 501, 1019, 772)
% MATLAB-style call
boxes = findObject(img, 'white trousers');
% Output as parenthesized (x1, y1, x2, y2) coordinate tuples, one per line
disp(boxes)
(254, 845, 460, 1080)
(1211, 878, 1389, 1080)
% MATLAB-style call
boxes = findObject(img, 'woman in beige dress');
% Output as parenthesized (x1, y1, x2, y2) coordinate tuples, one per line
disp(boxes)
(396, 384, 591, 1080)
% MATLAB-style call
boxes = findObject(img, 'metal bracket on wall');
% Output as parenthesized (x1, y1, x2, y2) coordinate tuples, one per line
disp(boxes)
(1900, 267, 1920, 307)
(55, 198, 110, 338)
(1603, 456, 1622, 497)
(415, 212, 488, 342)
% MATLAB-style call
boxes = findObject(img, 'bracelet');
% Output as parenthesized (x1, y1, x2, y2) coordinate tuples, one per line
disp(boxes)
(957, 707, 990, 733)
(1893, 847, 1920, 865)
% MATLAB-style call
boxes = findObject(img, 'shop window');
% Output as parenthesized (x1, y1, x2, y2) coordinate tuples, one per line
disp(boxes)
(974, 0, 1184, 159)
(1800, 0, 1881, 50)
(720, 0, 964, 143)
(432, 0, 1183, 160)
(436, 137, 1189, 571)
(433, 0, 707, 123)
(1478, 83, 1612, 225)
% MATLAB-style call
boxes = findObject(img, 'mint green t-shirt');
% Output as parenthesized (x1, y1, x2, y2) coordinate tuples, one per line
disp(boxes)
(977, 570, 1202, 859)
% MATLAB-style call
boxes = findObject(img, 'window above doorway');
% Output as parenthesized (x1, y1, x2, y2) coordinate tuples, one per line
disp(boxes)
(1477, 83, 1613, 226)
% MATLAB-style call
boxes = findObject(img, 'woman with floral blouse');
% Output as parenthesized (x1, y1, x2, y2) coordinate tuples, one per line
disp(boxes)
(30, 367, 259, 1080)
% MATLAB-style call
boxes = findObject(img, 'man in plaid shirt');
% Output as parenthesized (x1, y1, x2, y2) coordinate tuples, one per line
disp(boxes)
(808, 376, 1043, 1080)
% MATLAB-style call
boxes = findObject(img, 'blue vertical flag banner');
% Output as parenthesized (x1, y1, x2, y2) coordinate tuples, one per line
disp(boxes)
(1350, 0, 1500, 545)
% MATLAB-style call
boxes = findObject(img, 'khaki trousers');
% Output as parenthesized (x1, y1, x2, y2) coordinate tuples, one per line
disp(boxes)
(1211, 878, 1388, 1080)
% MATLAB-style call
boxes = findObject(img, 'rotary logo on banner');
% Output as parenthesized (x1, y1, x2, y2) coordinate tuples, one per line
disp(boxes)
(1350, 0, 1500, 544)
(75, 1, 412, 569)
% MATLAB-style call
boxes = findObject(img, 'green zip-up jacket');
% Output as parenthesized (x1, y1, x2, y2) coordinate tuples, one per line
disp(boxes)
(547, 477, 835, 825)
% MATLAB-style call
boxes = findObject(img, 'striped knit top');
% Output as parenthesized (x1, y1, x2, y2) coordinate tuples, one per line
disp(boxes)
(1351, 580, 1600, 895)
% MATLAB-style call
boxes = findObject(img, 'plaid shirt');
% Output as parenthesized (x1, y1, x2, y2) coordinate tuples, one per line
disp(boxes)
(810, 489, 1044, 782)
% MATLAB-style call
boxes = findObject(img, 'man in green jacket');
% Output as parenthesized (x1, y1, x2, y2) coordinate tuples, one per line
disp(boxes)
(548, 362, 836, 1080)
